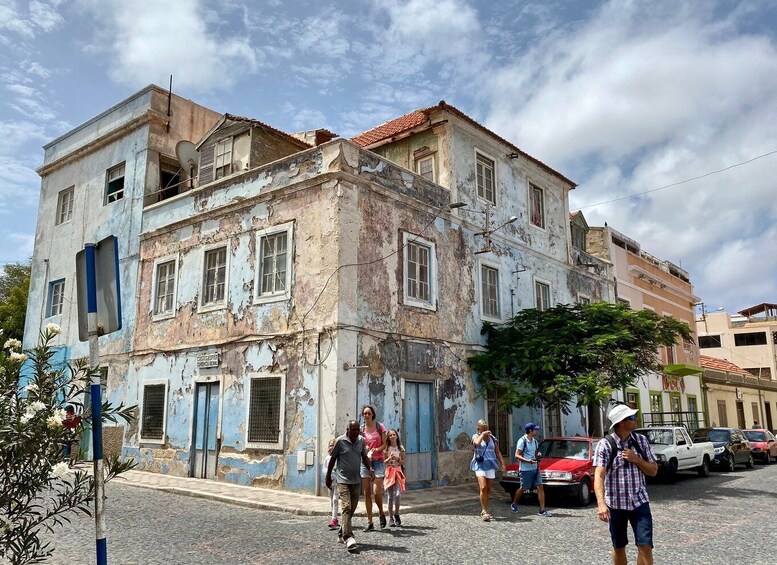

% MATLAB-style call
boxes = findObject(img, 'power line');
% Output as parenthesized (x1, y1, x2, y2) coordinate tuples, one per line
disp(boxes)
(578, 149, 777, 210)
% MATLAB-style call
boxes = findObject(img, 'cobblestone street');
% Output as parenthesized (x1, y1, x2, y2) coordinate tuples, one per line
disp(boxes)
(44, 462, 777, 564)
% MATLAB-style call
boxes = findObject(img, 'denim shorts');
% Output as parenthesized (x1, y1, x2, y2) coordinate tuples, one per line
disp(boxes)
(360, 460, 385, 479)
(609, 502, 653, 549)
(520, 468, 542, 489)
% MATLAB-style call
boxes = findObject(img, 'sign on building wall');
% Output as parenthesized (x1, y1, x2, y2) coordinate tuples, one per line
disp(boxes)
(197, 352, 220, 369)
(662, 374, 685, 392)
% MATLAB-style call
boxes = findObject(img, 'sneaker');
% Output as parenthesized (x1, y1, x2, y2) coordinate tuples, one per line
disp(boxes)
(328, 518, 339, 529)
(394, 514, 401, 527)
(538, 509, 553, 517)
(511, 503, 519, 513)
(379, 513, 387, 529)
(389, 517, 395, 527)
(346, 537, 357, 552)
(362, 522, 375, 532)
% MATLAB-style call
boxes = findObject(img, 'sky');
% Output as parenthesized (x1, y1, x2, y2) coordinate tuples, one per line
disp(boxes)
(1, 0, 775, 315)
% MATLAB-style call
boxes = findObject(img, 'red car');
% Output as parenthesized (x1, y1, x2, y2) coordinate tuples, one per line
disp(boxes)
(500, 436, 600, 506)
(742, 429, 777, 463)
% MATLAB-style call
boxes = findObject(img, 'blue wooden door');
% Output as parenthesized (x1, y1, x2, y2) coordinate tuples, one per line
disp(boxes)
(191, 382, 219, 479)
(404, 381, 434, 484)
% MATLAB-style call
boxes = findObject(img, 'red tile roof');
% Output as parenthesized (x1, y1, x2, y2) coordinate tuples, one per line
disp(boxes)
(700, 355, 750, 376)
(351, 101, 576, 189)
(351, 109, 431, 147)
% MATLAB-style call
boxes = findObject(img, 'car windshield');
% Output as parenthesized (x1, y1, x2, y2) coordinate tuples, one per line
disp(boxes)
(538, 439, 591, 460)
(694, 429, 730, 443)
(636, 429, 674, 445)
(743, 431, 766, 442)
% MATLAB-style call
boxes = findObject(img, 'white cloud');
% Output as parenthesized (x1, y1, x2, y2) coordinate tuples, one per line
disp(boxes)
(78, 0, 259, 91)
(0, 0, 64, 40)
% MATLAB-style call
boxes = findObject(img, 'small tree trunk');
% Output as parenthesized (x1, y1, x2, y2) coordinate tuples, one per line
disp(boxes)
(588, 401, 604, 437)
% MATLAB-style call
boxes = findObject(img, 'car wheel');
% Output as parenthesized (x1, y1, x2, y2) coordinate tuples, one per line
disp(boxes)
(726, 453, 736, 472)
(577, 478, 593, 506)
(746, 454, 755, 469)
(765, 452, 772, 465)
(697, 456, 711, 478)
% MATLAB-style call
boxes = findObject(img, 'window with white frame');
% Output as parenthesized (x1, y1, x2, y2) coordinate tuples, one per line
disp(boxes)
(403, 232, 437, 309)
(105, 163, 126, 203)
(202, 247, 227, 306)
(476, 153, 495, 205)
(140, 382, 167, 441)
(47, 279, 65, 317)
(529, 183, 545, 228)
(480, 264, 500, 319)
(214, 138, 233, 180)
(56, 187, 74, 225)
(257, 224, 293, 301)
(578, 295, 591, 305)
(153, 259, 177, 317)
(417, 155, 435, 181)
(535, 280, 550, 311)
(247, 375, 285, 448)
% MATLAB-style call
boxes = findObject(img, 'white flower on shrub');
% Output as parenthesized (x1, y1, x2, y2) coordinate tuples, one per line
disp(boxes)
(20, 413, 33, 424)
(25, 382, 39, 393)
(29, 401, 46, 413)
(9, 352, 27, 363)
(47, 409, 66, 428)
(50, 462, 69, 478)
(3, 338, 22, 350)
(45, 323, 61, 336)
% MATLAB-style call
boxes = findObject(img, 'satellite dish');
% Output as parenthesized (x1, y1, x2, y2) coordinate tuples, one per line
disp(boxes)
(175, 140, 199, 187)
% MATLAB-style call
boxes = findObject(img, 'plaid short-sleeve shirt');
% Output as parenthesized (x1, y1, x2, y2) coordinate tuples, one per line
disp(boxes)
(593, 432, 656, 510)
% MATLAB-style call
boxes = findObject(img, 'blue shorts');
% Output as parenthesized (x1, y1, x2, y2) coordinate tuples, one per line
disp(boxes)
(360, 460, 385, 479)
(609, 502, 653, 549)
(520, 468, 542, 489)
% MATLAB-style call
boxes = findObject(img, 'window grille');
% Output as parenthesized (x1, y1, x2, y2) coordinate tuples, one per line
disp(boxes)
(248, 377, 282, 444)
(142, 384, 166, 440)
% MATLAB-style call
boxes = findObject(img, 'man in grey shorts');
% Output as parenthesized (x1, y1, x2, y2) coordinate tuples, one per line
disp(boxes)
(326, 420, 373, 552)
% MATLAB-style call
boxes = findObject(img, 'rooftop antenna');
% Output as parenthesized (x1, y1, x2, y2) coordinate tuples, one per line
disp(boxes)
(166, 75, 173, 132)
(175, 140, 199, 190)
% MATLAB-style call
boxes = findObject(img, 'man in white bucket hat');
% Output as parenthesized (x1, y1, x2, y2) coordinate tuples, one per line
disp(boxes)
(593, 404, 658, 565)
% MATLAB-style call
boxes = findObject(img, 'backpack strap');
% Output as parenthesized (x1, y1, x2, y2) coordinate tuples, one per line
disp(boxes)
(606, 433, 646, 472)
(605, 434, 618, 472)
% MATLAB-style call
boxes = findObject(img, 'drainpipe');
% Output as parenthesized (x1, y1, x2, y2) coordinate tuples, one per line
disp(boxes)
(315, 330, 323, 497)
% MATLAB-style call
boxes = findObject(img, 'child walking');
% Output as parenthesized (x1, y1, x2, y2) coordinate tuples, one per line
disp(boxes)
(323, 438, 340, 529)
(384, 429, 406, 526)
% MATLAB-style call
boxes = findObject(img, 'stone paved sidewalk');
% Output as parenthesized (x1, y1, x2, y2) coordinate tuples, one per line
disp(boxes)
(112, 469, 480, 517)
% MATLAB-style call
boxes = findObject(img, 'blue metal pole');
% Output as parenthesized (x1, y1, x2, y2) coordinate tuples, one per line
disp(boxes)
(85, 243, 108, 565)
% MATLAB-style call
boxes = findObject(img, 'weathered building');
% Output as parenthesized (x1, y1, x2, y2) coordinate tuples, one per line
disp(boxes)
(23, 85, 221, 454)
(587, 225, 704, 431)
(26, 92, 614, 493)
(697, 304, 777, 430)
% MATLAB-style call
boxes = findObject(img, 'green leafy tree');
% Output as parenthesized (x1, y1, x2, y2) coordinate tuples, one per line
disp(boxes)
(0, 325, 136, 564)
(469, 302, 692, 435)
(0, 261, 31, 345)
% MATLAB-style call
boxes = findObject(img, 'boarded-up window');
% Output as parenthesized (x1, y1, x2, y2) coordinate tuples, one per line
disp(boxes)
(141, 384, 166, 440)
(486, 387, 509, 457)
(248, 376, 283, 446)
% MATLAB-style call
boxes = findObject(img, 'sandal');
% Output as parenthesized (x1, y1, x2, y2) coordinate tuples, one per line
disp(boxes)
(480, 510, 491, 522)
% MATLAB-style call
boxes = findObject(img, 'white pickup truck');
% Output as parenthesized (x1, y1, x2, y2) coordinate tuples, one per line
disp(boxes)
(635, 426, 715, 479)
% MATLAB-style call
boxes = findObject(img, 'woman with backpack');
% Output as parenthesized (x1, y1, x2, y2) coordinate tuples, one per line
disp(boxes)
(360, 404, 388, 530)
(471, 419, 505, 521)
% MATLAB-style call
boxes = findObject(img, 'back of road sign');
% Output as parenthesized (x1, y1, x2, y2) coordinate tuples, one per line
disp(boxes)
(76, 236, 122, 342)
